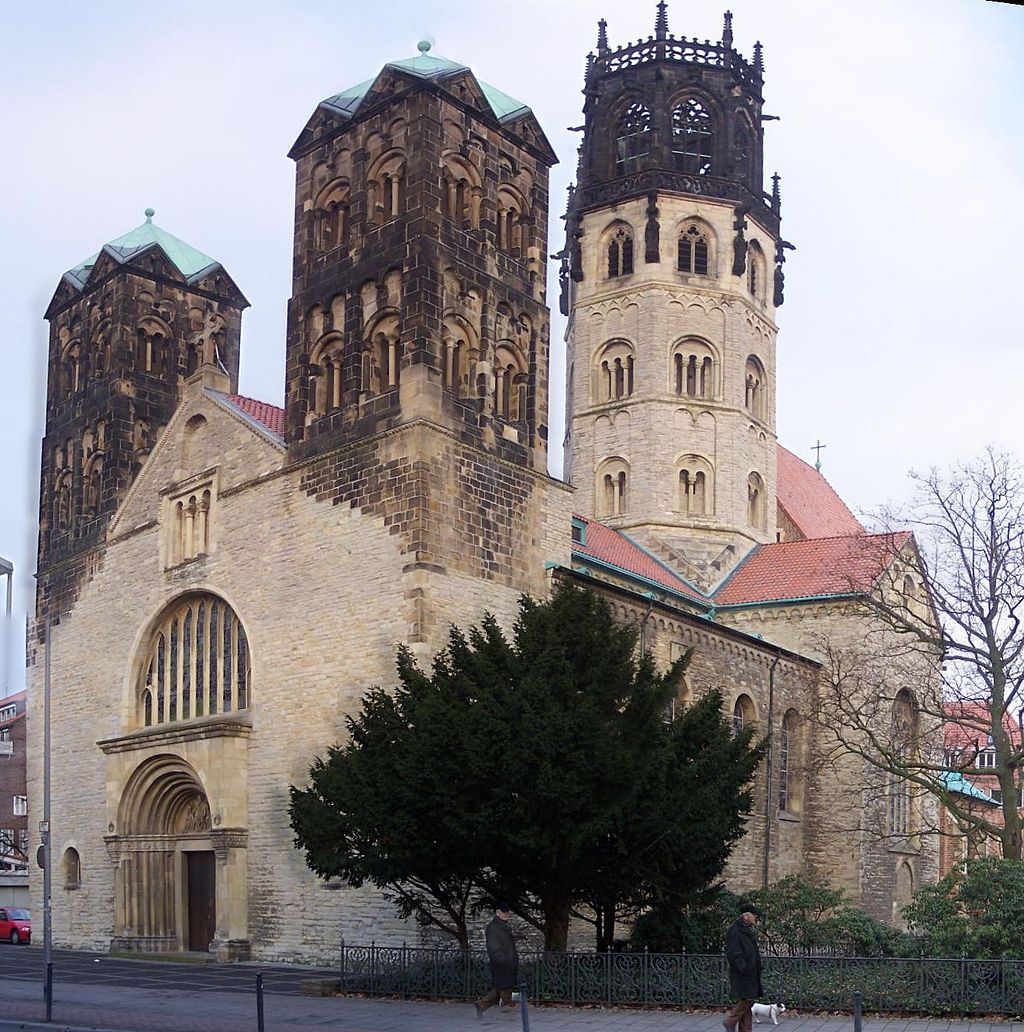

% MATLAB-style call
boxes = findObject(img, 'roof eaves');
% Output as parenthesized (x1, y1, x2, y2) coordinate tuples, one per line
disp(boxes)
(571, 549, 711, 609)
(716, 591, 864, 611)
(205, 390, 287, 449)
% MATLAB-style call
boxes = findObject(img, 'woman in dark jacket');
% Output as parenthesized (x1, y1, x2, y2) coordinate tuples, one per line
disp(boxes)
(724, 904, 763, 1032)
(474, 905, 519, 1018)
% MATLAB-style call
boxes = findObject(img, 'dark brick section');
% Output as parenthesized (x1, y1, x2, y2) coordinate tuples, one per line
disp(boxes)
(0, 693, 27, 863)
(284, 65, 557, 474)
(36, 257, 247, 631)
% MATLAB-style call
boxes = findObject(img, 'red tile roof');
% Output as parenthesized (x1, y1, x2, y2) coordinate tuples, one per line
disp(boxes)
(945, 702, 1023, 750)
(713, 531, 910, 606)
(572, 516, 707, 603)
(212, 392, 286, 440)
(777, 444, 864, 540)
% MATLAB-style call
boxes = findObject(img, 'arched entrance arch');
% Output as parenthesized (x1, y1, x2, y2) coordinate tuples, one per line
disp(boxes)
(106, 754, 234, 955)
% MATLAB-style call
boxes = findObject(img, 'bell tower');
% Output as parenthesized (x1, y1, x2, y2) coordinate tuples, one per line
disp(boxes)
(562, 4, 790, 586)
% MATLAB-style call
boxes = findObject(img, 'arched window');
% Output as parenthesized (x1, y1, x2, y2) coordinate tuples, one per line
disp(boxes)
(83, 457, 103, 519)
(889, 690, 916, 837)
(597, 459, 629, 517)
(678, 224, 710, 275)
(672, 340, 716, 399)
(747, 471, 767, 530)
(672, 99, 714, 175)
(595, 341, 635, 402)
(363, 314, 401, 395)
(53, 473, 72, 534)
(62, 847, 81, 889)
(744, 356, 766, 420)
(607, 226, 634, 278)
(171, 488, 212, 564)
(496, 185, 526, 255)
(314, 180, 350, 252)
(442, 155, 481, 230)
(442, 316, 479, 400)
(368, 151, 405, 225)
(307, 334, 346, 423)
(136, 319, 170, 376)
(615, 102, 652, 176)
(493, 343, 528, 421)
(677, 455, 714, 515)
(733, 118, 752, 181)
(733, 694, 755, 735)
(62, 342, 81, 397)
(136, 593, 250, 728)
(779, 709, 802, 815)
(748, 241, 766, 303)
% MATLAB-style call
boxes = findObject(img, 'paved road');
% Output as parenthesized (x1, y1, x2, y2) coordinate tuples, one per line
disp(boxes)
(1, 946, 1023, 1032)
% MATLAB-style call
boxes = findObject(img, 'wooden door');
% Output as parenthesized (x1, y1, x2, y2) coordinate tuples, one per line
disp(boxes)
(186, 851, 216, 952)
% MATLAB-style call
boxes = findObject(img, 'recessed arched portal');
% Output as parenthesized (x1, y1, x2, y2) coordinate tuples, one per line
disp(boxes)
(109, 754, 218, 953)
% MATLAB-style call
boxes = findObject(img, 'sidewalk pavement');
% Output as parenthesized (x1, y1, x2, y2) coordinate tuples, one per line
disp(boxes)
(1, 978, 1023, 1032)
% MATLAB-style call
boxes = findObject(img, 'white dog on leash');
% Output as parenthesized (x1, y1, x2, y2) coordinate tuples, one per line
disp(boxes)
(751, 1003, 787, 1024)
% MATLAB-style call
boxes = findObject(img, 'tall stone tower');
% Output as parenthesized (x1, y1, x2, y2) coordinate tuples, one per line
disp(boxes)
(563, 5, 787, 586)
(38, 212, 247, 618)
(285, 42, 557, 474)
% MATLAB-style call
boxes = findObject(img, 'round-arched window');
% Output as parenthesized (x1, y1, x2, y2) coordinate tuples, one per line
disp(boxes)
(137, 593, 251, 728)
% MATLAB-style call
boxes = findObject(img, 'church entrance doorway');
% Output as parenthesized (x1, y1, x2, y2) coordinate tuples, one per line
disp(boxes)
(108, 754, 218, 953)
(186, 851, 216, 952)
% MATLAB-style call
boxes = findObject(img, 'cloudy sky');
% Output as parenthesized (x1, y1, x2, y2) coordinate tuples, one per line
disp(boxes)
(0, 0, 1021, 694)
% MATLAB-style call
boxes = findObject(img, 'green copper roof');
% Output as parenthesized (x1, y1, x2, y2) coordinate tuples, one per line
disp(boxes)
(320, 42, 531, 125)
(939, 769, 995, 803)
(65, 209, 219, 290)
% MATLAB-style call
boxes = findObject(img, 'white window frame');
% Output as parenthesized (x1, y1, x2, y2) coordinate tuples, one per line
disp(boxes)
(13, 795, 27, 817)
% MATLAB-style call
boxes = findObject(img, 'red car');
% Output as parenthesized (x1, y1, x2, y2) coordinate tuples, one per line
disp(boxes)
(0, 907, 31, 944)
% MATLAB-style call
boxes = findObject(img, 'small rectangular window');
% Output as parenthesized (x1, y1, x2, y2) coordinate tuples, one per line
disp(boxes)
(13, 795, 27, 817)
(571, 517, 587, 546)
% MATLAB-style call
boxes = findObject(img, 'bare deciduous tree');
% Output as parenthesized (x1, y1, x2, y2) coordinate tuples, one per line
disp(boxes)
(813, 449, 1024, 859)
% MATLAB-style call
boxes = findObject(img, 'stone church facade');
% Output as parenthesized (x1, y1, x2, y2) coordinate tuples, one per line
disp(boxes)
(27, 6, 938, 962)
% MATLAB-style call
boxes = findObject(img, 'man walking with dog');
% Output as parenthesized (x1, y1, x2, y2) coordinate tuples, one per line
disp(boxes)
(724, 903, 764, 1032)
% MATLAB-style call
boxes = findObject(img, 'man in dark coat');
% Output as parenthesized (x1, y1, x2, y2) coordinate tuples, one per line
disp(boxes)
(474, 905, 519, 1018)
(724, 903, 764, 1032)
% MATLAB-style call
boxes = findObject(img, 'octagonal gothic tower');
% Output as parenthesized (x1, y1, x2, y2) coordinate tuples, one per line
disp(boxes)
(562, 4, 790, 586)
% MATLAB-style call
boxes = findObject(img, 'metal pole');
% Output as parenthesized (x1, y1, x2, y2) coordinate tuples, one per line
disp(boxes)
(43, 612, 53, 1022)
(762, 652, 779, 888)
(852, 989, 862, 1032)
(256, 971, 265, 1032)
(0, 557, 13, 698)
(518, 981, 531, 1032)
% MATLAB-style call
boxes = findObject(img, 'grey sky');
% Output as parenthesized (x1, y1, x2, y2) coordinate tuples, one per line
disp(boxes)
(1, 0, 1021, 695)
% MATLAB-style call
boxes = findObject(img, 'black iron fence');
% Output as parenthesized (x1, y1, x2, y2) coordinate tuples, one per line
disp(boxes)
(339, 942, 1024, 1015)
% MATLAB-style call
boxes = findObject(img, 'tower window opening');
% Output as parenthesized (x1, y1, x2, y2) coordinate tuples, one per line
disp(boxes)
(615, 102, 652, 176)
(598, 461, 629, 517)
(672, 99, 714, 175)
(607, 228, 634, 278)
(678, 225, 710, 275)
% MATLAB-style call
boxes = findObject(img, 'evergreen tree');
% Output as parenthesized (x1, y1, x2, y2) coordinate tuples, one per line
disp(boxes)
(290, 582, 764, 950)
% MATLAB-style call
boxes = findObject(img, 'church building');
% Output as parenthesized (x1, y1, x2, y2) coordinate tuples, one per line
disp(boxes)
(27, 5, 938, 962)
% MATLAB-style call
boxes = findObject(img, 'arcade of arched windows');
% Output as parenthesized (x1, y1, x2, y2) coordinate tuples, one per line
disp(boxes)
(367, 150, 405, 225)
(744, 355, 767, 421)
(496, 185, 526, 256)
(672, 340, 716, 400)
(442, 315, 479, 401)
(596, 457, 629, 518)
(594, 340, 635, 403)
(169, 487, 212, 565)
(676, 454, 714, 516)
(747, 471, 767, 531)
(313, 179, 350, 253)
(136, 593, 250, 730)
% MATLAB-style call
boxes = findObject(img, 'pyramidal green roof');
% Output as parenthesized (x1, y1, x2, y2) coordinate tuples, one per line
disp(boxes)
(320, 42, 531, 125)
(65, 210, 219, 291)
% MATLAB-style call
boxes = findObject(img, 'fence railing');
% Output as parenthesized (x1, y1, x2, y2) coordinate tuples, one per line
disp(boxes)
(339, 942, 1024, 1015)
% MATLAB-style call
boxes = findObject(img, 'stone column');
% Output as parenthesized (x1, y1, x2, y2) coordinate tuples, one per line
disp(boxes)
(209, 829, 249, 962)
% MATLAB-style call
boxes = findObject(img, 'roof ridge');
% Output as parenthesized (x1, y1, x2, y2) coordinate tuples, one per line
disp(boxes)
(759, 529, 907, 548)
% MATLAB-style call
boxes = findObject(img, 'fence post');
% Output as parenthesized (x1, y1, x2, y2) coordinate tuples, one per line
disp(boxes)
(918, 950, 924, 1010)
(680, 947, 687, 1007)
(519, 981, 532, 1031)
(400, 941, 407, 998)
(852, 989, 862, 1032)
(370, 939, 376, 996)
(340, 938, 346, 992)
(960, 952, 965, 1012)
(643, 946, 650, 1007)
(570, 948, 576, 1007)
(256, 971, 265, 1032)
